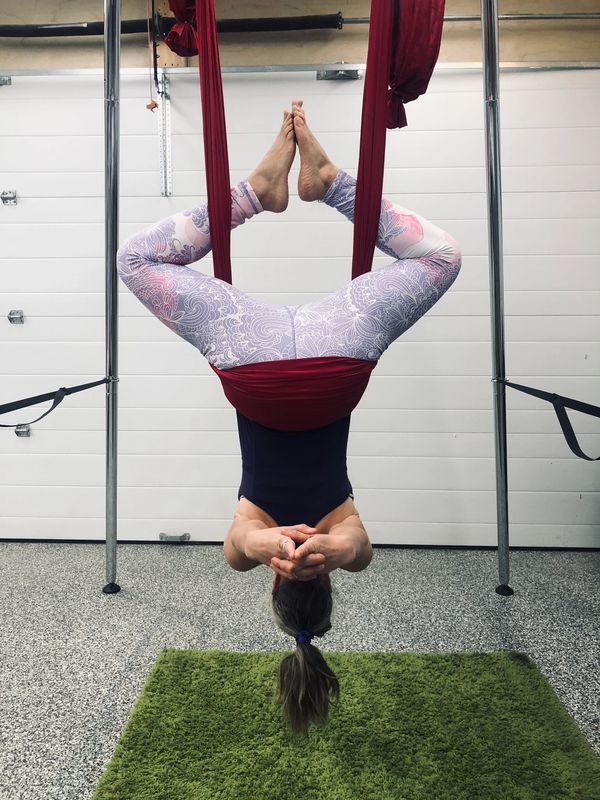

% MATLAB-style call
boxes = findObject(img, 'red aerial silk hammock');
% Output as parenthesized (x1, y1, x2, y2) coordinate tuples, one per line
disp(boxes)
(164, 0, 446, 285)
(166, 0, 233, 283)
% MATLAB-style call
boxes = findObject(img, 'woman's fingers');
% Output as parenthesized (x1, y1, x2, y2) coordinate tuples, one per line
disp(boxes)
(271, 556, 325, 580)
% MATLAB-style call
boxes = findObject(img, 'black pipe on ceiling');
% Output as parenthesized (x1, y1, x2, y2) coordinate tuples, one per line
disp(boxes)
(0, 13, 343, 39)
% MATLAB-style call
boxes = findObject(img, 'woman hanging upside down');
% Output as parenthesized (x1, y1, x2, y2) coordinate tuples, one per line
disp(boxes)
(117, 100, 462, 734)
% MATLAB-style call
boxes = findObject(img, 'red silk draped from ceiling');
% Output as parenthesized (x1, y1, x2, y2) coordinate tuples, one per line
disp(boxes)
(352, 0, 446, 279)
(163, 0, 445, 286)
(166, 0, 232, 284)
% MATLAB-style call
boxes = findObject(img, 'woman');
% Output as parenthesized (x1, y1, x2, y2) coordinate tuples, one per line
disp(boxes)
(117, 100, 462, 734)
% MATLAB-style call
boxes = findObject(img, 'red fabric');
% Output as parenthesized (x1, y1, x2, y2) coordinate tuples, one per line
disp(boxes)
(387, 0, 446, 129)
(163, 0, 445, 288)
(351, 0, 446, 280)
(164, 1, 197, 56)
(210, 357, 377, 431)
(351, 0, 395, 282)
(195, 0, 232, 283)
(165, 0, 233, 284)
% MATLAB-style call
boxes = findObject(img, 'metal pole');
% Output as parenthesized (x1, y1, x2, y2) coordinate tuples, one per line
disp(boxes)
(480, 0, 513, 596)
(346, 12, 600, 23)
(103, 0, 121, 595)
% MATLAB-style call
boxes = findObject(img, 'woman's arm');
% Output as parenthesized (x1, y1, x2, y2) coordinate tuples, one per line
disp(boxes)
(223, 512, 267, 572)
(329, 515, 373, 572)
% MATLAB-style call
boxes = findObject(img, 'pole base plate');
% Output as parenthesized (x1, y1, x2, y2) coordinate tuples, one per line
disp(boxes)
(495, 584, 514, 597)
(102, 582, 121, 595)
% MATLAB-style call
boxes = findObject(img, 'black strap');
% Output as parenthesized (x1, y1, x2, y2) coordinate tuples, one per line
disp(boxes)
(0, 378, 110, 428)
(498, 379, 600, 462)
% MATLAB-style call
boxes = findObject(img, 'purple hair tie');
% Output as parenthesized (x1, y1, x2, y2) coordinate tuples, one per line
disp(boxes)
(294, 629, 314, 646)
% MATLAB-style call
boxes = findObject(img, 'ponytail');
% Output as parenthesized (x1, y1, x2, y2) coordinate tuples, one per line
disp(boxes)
(272, 576, 339, 735)
(277, 641, 340, 735)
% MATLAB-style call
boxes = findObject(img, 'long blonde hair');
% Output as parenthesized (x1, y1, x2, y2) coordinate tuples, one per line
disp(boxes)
(271, 575, 340, 735)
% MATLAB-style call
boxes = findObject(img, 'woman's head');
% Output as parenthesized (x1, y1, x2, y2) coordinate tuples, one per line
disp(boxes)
(271, 573, 340, 735)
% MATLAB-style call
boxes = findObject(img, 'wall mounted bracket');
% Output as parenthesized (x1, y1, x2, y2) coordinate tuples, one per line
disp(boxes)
(317, 62, 361, 81)
(8, 310, 24, 324)
(1, 190, 17, 205)
(159, 532, 190, 543)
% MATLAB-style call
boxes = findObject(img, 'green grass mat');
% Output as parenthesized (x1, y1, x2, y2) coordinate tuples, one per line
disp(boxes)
(93, 650, 600, 800)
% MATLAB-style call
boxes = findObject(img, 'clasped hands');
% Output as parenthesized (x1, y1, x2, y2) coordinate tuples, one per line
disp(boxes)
(244, 525, 355, 581)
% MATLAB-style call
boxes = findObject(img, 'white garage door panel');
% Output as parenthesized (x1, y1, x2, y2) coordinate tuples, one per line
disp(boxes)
(2, 374, 596, 413)
(0, 317, 105, 342)
(502, 292, 600, 316)
(0, 290, 600, 318)
(0, 260, 105, 293)
(0, 315, 493, 345)
(504, 219, 598, 256)
(2, 98, 159, 137)
(3, 215, 594, 261)
(3, 428, 598, 460)
(166, 164, 598, 196)
(1, 485, 595, 525)
(3, 256, 597, 296)
(0, 136, 106, 173)
(502, 165, 600, 193)
(0, 171, 156, 198)
(0, 128, 487, 177)
(8, 408, 495, 434)
(0, 293, 104, 317)
(0, 516, 597, 548)
(2, 192, 495, 224)
(356, 490, 600, 526)
(1, 452, 595, 494)
(167, 130, 487, 173)
(2, 75, 148, 100)
(505, 316, 600, 342)
(2, 69, 598, 547)
(54, 311, 475, 345)
(120, 408, 596, 435)
(2, 223, 104, 259)
(166, 70, 597, 98)
(6, 164, 596, 200)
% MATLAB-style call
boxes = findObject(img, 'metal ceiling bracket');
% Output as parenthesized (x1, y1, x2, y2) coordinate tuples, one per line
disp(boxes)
(1, 190, 17, 205)
(317, 62, 361, 81)
(15, 424, 31, 437)
(0, 76, 11, 86)
(158, 71, 173, 197)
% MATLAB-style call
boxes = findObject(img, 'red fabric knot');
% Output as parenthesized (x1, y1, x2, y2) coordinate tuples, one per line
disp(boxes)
(165, 0, 198, 56)
(386, 91, 408, 129)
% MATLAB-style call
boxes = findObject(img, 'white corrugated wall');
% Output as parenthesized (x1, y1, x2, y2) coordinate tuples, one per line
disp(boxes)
(1, 68, 599, 546)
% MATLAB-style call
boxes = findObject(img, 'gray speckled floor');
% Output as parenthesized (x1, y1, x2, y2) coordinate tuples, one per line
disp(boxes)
(0, 543, 598, 800)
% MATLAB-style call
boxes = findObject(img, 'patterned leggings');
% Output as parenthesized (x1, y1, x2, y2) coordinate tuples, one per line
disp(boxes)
(117, 170, 462, 370)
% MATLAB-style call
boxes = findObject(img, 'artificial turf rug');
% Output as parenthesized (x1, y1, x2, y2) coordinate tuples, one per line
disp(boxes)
(92, 649, 600, 800)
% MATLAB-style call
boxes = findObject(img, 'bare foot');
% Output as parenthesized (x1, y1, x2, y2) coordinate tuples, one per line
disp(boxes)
(247, 112, 296, 212)
(293, 100, 338, 202)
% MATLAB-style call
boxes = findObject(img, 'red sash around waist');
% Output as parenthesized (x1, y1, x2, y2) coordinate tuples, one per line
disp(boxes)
(210, 356, 377, 431)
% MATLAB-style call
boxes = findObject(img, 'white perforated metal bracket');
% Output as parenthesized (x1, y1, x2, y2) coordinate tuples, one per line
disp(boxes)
(158, 72, 173, 197)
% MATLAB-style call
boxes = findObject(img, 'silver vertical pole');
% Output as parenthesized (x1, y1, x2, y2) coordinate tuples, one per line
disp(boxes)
(480, 0, 513, 596)
(103, 0, 121, 595)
